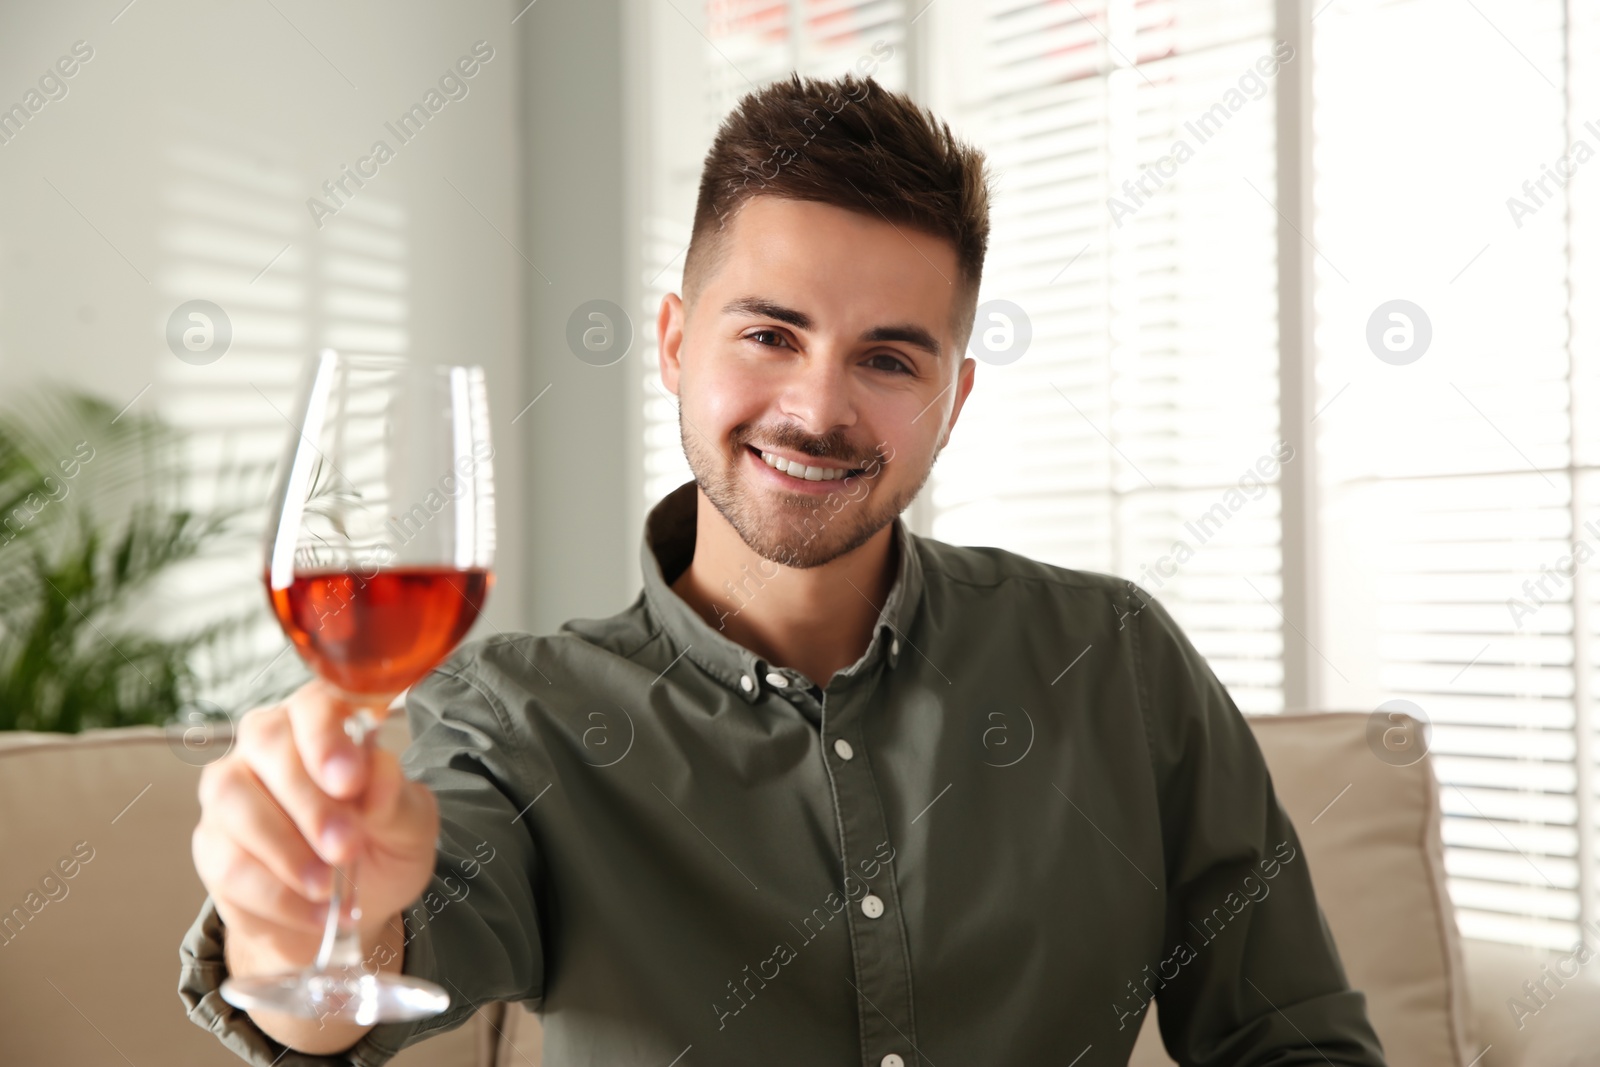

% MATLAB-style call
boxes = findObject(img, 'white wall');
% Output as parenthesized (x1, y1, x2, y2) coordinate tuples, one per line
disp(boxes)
(518, 0, 640, 634)
(0, 1, 531, 684)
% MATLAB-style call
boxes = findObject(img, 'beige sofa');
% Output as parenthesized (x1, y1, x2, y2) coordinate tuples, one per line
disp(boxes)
(1, 710, 1595, 1066)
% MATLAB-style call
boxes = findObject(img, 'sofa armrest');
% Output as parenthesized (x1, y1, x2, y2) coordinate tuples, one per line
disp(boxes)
(1461, 936, 1600, 1067)
(492, 1001, 543, 1067)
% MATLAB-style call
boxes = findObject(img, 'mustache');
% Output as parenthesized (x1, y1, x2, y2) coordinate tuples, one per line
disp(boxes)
(735, 428, 889, 469)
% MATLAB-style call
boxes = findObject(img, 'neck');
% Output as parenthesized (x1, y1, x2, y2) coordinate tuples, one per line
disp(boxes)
(670, 487, 898, 688)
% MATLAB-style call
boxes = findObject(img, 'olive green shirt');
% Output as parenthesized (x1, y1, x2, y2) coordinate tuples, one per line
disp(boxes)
(179, 479, 1386, 1067)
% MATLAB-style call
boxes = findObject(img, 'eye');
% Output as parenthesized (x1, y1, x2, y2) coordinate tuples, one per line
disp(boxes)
(745, 329, 790, 349)
(867, 353, 913, 375)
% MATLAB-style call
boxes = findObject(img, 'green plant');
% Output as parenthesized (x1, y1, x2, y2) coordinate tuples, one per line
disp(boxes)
(0, 387, 271, 732)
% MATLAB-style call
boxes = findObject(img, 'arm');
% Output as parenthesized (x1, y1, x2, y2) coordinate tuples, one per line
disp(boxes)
(1126, 583, 1387, 1067)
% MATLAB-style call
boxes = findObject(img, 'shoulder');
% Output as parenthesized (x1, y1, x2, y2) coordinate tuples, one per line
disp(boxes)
(910, 536, 1198, 673)
(912, 533, 1150, 617)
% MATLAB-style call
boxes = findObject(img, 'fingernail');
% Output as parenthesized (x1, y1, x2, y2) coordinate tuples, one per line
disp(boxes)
(319, 817, 353, 858)
(323, 751, 358, 792)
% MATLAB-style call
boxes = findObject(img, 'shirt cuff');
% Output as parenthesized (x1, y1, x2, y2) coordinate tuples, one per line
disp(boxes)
(177, 894, 481, 1066)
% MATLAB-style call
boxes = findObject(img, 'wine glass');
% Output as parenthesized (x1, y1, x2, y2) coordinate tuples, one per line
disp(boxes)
(220, 348, 496, 1025)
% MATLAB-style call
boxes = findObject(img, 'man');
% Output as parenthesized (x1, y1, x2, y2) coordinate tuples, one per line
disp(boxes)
(181, 72, 1387, 1066)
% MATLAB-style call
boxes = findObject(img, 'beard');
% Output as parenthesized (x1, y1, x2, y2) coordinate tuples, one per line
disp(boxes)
(679, 409, 932, 570)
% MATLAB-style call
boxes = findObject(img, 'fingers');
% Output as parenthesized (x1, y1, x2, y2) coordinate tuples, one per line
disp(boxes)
(284, 679, 371, 801)
(193, 683, 440, 971)
(200, 756, 333, 901)
(235, 702, 364, 866)
(192, 822, 331, 934)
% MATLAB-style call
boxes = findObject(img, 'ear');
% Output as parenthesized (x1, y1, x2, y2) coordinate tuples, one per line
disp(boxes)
(941, 356, 977, 447)
(658, 293, 686, 396)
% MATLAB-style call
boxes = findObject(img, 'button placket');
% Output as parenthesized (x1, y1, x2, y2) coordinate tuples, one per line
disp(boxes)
(817, 687, 920, 1067)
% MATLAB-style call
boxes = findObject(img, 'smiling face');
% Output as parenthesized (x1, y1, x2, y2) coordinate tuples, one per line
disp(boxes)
(658, 195, 976, 570)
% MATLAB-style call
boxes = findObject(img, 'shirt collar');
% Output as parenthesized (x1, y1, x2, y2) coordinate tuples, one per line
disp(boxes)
(639, 479, 924, 703)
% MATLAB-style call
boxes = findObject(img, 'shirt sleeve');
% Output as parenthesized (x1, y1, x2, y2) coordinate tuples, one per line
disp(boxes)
(178, 649, 546, 1065)
(1127, 582, 1388, 1067)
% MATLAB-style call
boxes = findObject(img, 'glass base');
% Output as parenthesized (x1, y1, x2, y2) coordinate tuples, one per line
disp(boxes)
(220, 968, 450, 1026)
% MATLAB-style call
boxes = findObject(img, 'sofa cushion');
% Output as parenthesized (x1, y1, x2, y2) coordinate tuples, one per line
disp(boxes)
(0, 721, 489, 1066)
(1129, 711, 1475, 1067)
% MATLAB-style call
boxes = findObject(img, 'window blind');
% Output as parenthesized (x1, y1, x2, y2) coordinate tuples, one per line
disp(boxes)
(1313, 0, 1598, 947)
(926, 0, 1286, 712)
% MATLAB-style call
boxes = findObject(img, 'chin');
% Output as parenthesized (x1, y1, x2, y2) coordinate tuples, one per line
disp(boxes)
(680, 416, 921, 568)
(727, 472, 903, 570)
(748, 528, 856, 570)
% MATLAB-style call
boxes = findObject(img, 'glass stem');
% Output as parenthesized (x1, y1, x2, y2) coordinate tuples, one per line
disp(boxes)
(312, 705, 379, 974)
(313, 857, 364, 972)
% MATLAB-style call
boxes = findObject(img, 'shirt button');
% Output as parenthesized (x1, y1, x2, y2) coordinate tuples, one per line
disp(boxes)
(890, 636, 900, 657)
(861, 893, 884, 918)
(764, 671, 789, 688)
(881, 1055, 905, 1067)
(833, 738, 854, 761)
(739, 674, 754, 693)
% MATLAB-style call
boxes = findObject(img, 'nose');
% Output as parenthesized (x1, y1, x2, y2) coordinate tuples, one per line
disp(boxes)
(777, 351, 858, 440)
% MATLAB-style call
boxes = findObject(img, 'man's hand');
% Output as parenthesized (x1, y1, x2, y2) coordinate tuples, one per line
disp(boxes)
(191, 679, 440, 1049)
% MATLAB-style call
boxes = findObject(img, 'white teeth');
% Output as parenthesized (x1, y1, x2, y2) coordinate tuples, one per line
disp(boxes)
(758, 449, 851, 481)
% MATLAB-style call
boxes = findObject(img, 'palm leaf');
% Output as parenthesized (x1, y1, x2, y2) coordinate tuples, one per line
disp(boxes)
(0, 386, 276, 732)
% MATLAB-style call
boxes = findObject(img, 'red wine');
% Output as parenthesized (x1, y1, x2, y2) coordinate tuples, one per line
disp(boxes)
(266, 567, 492, 696)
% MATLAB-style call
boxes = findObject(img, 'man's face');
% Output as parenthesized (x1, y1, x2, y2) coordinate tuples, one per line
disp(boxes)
(658, 195, 975, 569)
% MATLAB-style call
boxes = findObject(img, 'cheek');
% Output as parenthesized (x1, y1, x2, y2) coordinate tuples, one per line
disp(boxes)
(880, 435, 929, 487)
(690, 358, 772, 443)
(871, 394, 939, 465)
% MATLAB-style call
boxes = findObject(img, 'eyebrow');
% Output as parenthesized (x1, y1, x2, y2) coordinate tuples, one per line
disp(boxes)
(720, 296, 942, 360)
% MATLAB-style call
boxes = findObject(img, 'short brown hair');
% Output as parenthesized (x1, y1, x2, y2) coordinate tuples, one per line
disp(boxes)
(682, 72, 993, 350)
